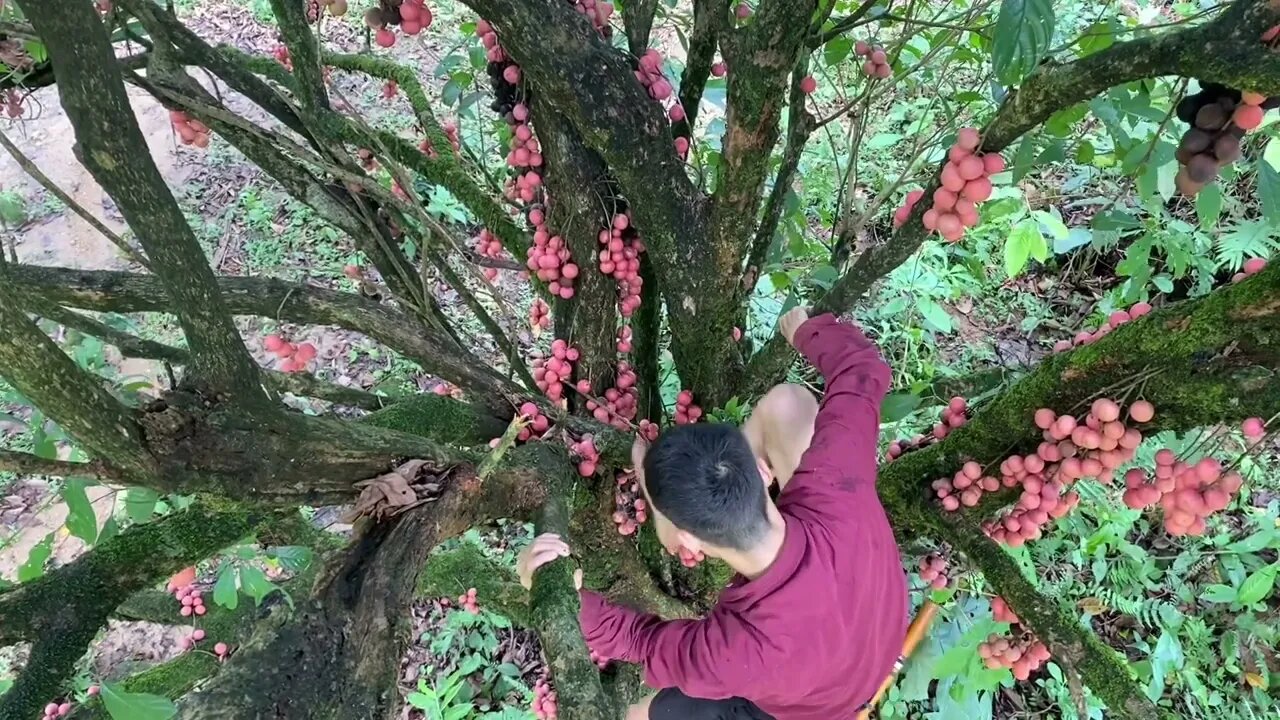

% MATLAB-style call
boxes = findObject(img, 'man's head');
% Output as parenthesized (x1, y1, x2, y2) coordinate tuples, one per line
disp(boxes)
(639, 423, 774, 557)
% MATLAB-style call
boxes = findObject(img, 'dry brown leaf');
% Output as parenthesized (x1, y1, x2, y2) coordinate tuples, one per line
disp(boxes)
(1245, 672, 1268, 689)
(1078, 597, 1107, 615)
(345, 459, 429, 522)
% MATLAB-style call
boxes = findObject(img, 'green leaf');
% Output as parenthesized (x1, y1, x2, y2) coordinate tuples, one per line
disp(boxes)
(18, 532, 54, 582)
(268, 546, 313, 572)
(1196, 183, 1223, 229)
(916, 298, 952, 334)
(1201, 584, 1238, 604)
(1055, 228, 1092, 254)
(809, 265, 839, 290)
(238, 565, 277, 605)
(1005, 220, 1046, 277)
(1257, 159, 1280, 225)
(98, 515, 120, 544)
(1227, 528, 1280, 553)
(101, 683, 177, 720)
(62, 478, 98, 544)
(1077, 20, 1116, 56)
(213, 565, 239, 610)
(1033, 209, 1068, 243)
(0, 191, 27, 226)
(824, 36, 853, 66)
(441, 79, 462, 106)
(991, 0, 1055, 86)
(881, 393, 922, 423)
(125, 487, 159, 523)
(1075, 141, 1095, 164)
(1236, 563, 1278, 605)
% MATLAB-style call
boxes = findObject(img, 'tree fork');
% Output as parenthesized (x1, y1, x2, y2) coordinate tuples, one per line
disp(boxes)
(17, 0, 268, 406)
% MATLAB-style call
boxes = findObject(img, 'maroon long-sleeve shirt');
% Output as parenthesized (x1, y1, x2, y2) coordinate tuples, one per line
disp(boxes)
(578, 314, 908, 720)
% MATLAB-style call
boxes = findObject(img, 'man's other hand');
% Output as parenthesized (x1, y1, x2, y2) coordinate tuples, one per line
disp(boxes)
(517, 533, 581, 590)
(779, 306, 810, 347)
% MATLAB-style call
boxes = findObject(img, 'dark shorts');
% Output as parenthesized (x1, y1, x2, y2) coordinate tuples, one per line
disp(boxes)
(649, 688, 776, 720)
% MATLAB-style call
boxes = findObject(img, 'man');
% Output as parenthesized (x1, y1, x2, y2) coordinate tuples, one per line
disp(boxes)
(518, 307, 907, 720)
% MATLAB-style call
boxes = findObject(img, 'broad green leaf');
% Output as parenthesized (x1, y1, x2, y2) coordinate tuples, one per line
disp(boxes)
(881, 393, 922, 423)
(125, 487, 159, 524)
(1055, 228, 1092, 254)
(1075, 141, 1095, 164)
(238, 565, 277, 606)
(1200, 584, 1238, 604)
(991, 0, 1055, 86)
(101, 683, 177, 720)
(1005, 220, 1046, 277)
(809, 265, 839, 290)
(1196, 183, 1223, 229)
(1077, 21, 1116, 56)
(99, 515, 120, 544)
(916, 298, 952, 334)
(268, 546, 313, 572)
(18, 533, 54, 582)
(213, 565, 240, 610)
(824, 36, 853, 66)
(441, 79, 462, 106)
(1033, 209, 1068, 242)
(1257, 159, 1280, 225)
(1227, 528, 1280, 553)
(1236, 563, 1278, 605)
(0, 192, 26, 226)
(62, 478, 98, 544)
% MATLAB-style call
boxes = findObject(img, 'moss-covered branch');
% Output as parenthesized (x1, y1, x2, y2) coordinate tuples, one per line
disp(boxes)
(0, 450, 122, 483)
(18, 0, 268, 406)
(744, 0, 1280, 395)
(621, 0, 660, 57)
(673, 0, 730, 135)
(0, 504, 265, 720)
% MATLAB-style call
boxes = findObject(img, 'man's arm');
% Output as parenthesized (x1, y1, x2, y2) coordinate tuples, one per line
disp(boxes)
(783, 308, 891, 482)
(579, 591, 765, 699)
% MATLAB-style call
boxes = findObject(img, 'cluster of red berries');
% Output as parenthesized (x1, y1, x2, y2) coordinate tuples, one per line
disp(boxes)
(432, 382, 457, 397)
(571, 434, 601, 476)
(365, 0, 433, 47)
(1174, 84, 1274, 197)
(637, 419, 660, 442)
(532, 340, 579, 401)
(264, 335, 317, 373)
(177, 627, 207, 652)
(598, 212, 646, 317)
(457, 587, 480, 614)
(613, 469, 647, 535)
(588, 648, 609, 669)
(1243, 417, 1268, 441)
(918, 129, 1002, 242)
(616, 325, 633, 353)
(529, 298, 551, 332)
(585, 363, 639, 430)
(272, 44, 293, 71)
(1123, 449, 1243, 536)
(532, 668, 559, 719)
(979, 631, 1051, 681)
(511, 401, 552, 443)
(570, 0, 614, 33)
(169, 110, 211, 149)
(172, 580, 208, 617)
(735, 2, 752, 19)
(1052, 302, 1152, 352)
(1231, 256, 1269, 283)
(992, 596, 1018, 624)
(884, 397, 970, 463)
(917, 553, 949, 589)
(472, 228, 507, 282)
(41, 701, 73, 718)
(673, 390, 703, 425)
(855, 42, 892, 79)
(506, 105, 545, 174)
(892, 189, 925, 228)
(526, 208, 579, 300)
(475, 19, 505, 61)
(635, 50, 674, 105)
(418, 121, 461, 158)
(676, 546, 705, 568)
(381, 80, 398, 99)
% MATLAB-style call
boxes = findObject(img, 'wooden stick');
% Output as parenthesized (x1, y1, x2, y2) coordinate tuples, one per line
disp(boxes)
(856, 600, 940, 719)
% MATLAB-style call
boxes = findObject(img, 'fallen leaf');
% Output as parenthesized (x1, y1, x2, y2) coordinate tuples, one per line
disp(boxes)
(1245, 672, 1268, 689)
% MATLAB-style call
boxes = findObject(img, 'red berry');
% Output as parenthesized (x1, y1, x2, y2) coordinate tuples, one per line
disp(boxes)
(799, 75, 817, 94)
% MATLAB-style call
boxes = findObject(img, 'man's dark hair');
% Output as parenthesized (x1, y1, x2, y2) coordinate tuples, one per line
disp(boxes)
(643, 423, 771, 551)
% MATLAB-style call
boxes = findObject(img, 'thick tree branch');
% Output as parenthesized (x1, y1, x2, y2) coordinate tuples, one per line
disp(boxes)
(0, 275, 159, 481)
(5, 264, 522, 417)
(621, 0, 660, 57)
(266, 0, 329, 114)
(744, 0, 1280, 395)
(672, 0, 730, 135)
(0, 449, 122, 482)
(0, 504, 264, 719)
(18, 0, 268, 406)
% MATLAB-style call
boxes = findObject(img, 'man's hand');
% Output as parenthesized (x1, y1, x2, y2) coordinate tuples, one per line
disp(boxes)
(779, 306, 810, 348)
(517, 533, 582, 590)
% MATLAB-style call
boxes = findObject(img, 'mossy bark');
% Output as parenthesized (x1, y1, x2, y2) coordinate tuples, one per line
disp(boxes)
(362, 395, 508, 447)
(672, 0, 730, 135)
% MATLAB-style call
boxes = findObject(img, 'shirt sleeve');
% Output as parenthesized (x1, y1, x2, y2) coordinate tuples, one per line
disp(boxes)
(578, 590, 766, 699)
(787, 313, 891, 490)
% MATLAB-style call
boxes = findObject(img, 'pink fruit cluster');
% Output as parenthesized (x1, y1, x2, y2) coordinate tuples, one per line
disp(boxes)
(272, 45, 292, 71)
(885, 397, 970, 463)
(432, 382, 457, 397)
(1052, 302, 1152, 352)
(1231, 256, 1269, 283)
(457, 587, 479, 614)
(214, 641, 231, 661)
(613, 469, 647, 535)
(505, 105, 545, 194)
(514, 401, 552, 442)
(170, 110, 211, 148)
(633, 50, 690, 157)
(419, 122, 461, 158)
(892, 189, 925, 228)
(173, 582, 208, 618)
(475, 19, 505, 62)
(979, 632, 1051, 680)
(676, 546, 705, 567)
(917, 553, 949, 589)
(42, 702, 72, 718)
(530, 297, 551, 332)
(533, 669, 559, 719)
(674, 390, 703, 425)
(177, 627, 208, 651)
(920, 129, 1003, 242)
(1122, 450, 1243, 536)
(264, 335, 317, 373)
(598, 212, 646, 317)
(637, 419, 659, 442)
(616, 325, 633, 353)
(367, 0, 433, 47)
(992, 596, 1019, 624)
(585, 362, 639, 430)
(381, 80, 398, 99)
(855, 42, 891, 79)
(1243, 416, 1267, 440)
(571, 434, 601, 476)
(588, 648, 610, 669)
(473, 229, 507, 282)
(527, 208, 579, 300)
(735, 2, 752, 19)
(532, 340, 579, 401)
(569, 0, 614, 33)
